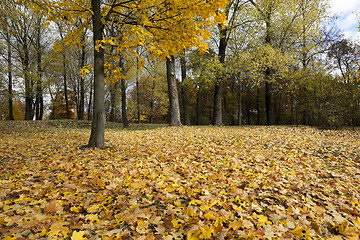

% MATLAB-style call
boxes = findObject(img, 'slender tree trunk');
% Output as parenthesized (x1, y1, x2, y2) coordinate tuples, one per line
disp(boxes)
(120, 57, 129, 128)
(195, 87, 201, 125)
(213, 28, 227, 126)
(23, 40, 32, 120)
(166, 56, 182, 126)
(149, 80, 155, 123)
(88, 82, 93, 121)
(136, 52, 141, 124)
(35, 36, 43, 120)
(62, 53, 70, 119)
(238, 85, 242, 125)
(265, 77, 273, 125)
(7, 36, 14, 120)
(109, 81, 118, 122)
(88, 0, 105, 148)
(78, 41, 86, 120)
(247, 87, 251, 125)
(290, 97, 294, 125)
(180, 51, 190, 126)
(256, 86, 260, 125)
(264, 13, 274, 126)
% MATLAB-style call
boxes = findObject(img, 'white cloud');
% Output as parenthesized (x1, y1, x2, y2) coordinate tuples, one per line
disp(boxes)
(330, 0, 360, 15)
(339, 12, 358, 29)
(330, 0, 360, 40)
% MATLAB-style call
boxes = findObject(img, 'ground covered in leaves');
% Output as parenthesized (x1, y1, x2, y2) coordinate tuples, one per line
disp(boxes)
(0, 121, 360, 240)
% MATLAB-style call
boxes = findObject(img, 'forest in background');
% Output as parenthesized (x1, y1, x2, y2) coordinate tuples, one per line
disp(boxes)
(0, 0, 359, 129)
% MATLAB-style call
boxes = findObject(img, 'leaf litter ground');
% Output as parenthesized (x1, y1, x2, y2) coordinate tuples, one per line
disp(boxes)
(0, 123, 360, 239)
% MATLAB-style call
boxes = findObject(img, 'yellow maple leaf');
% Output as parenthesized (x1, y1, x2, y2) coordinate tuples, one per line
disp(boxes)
(252, 213, 268, 222)
(353, 217, 360, 229)
(171, 218, 184, 228)
(70, 206, 80, 213)
(71, 230, 87, 240)
(199, 225, 214, 239)
(292, 226, 311, 239)
(2, 234, 17, 240)
(203, 211, 216, 220)
(229, 220, 243, 230)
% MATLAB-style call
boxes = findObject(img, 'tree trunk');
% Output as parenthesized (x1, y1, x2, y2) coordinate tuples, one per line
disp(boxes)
(166, 56, 182, 126)
(136, 53, 141, 124)
(78, 40, 86, 120)
(109, 81, 118, 122)
(7, 36, 14, 120)
(265, 76, 273, 125)
(120, 56, 129, 128)
(195, 87, 201, 125)
(247, 87, 251, 125)
(62, 53, 70, 119)
(88, 0, 105, 148)
(180, 52, 190, 126)
(88, 82, 93, 121)
(213, 27, 227, 126)
(35, 35, 43, 120)
(238, 85, 242, 125)
(256, 87, 260, 125)
(149, 80, 155, 124)
(24, 40, 32, 121)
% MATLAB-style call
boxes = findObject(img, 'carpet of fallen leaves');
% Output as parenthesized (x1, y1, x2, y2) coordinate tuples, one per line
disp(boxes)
(0, 123, 360, 240)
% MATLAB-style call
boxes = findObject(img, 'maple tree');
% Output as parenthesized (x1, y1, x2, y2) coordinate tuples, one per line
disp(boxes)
(26, 0, 228, 147)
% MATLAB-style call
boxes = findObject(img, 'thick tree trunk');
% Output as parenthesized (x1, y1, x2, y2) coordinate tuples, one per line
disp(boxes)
(7, 37, 14, 120)
(180, 52, 190, 126)
(88, 0, 105, 148)
(166, 56, 182, 126)
(120, 56, 129, 128)
(213, 27, 227, 126)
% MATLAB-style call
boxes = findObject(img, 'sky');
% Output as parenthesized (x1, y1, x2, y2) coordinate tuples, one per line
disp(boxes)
(330, 0, 360, 41)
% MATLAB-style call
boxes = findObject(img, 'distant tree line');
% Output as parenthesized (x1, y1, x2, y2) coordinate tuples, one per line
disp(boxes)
(0, 0, 359, 131)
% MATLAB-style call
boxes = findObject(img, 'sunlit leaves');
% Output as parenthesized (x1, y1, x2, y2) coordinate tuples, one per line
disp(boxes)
(0, 123, 359, 239)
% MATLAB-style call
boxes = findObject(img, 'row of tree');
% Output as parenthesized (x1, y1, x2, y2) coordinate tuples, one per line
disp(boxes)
(0, 0, 359, 147)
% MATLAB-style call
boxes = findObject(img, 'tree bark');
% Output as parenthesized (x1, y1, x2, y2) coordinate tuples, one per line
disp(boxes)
(78, 38, 86, 120)
(23, 39, 32, 121)
(88, 82, 93, 121)
(88, 0, 105, 148)
(166, 56, 182, 126)
(180, 52, 190, 126)
(62, 53, 70, 119)
(109, 81, 118, 122)
(136, 53, 141, 124)
(213, 27, 227, 126)
(195, 87, 201, 125)
(7, 35, 14, 120)
(120, 56, 129, 128)
(149, 80, 155, 123)
(35, 32, 43, 120)
(238, 84, 242, 125)
(265, 79, 273, 125)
